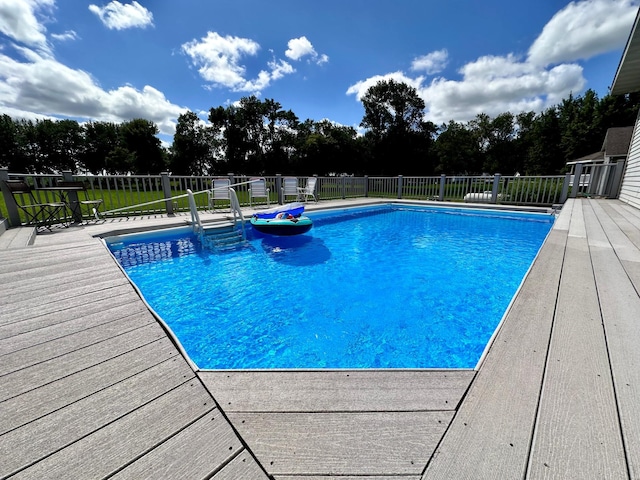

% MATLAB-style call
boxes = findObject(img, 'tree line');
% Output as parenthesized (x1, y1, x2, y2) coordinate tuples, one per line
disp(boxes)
(1, 80, 639, 177)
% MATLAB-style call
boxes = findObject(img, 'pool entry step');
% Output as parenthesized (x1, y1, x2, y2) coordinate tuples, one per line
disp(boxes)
(199, 224, 246, 251)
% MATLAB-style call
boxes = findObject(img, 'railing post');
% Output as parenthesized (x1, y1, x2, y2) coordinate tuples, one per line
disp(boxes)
(397, 175, 403, 199)
(62, 170, 83, 223)
(560, 173, 571, 203)
(364, 175, 369, 198)
(491, 173, 501, 203)
(275, 174, 283, 204)
(608, 161, 626, 199)
(570, 163, 583, 198)
(341, 175, 346, 199)
(439, 174, 446, 201)
(0, 168, 22, 227)
(160, 172, 173, 215)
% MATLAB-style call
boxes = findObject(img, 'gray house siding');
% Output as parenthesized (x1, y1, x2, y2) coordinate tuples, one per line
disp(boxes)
(619, 110, 640, 209)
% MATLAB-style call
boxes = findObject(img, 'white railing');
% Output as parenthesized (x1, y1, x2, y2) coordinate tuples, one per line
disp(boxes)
(1, 164, 626, 228)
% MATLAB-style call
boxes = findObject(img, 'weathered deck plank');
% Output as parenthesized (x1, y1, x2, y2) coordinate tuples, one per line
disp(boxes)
(8, 381, 216, 480)
(0, 291, 141, 332)
(422, 227, 568, 478)
(0, 303, 149, 359)
(211, 450, 271, 480)
(109, 411, 245, 480)
(527, 201, 626, 478)
(0, 356, 197, 478)
(230, 411, 452, 476)
(587, 200, 640, 478)
(0, 311, 153, 375)
(0, 337, 177, 436)
(2, 198, 640, 479)
(0, 322, 167, 401)
(200, 370, 474, 412)
(2, 276, 130, 316)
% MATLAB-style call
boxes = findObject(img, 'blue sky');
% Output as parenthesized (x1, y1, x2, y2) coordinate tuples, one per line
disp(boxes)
(0, 0, 638, 145)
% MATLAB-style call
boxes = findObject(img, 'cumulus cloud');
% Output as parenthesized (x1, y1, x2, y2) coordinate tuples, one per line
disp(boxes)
(0, 0, 54, 55)
(348, 0, 636, 125)
(182, 31, 296, 93)
(346, 71, 425, 100)
(411, 49, 448, 75)
(528, 0, 638, 66)
(285, 36, 329, 65)
(0, 50, 186, 136)
(89, 1, 153, 30)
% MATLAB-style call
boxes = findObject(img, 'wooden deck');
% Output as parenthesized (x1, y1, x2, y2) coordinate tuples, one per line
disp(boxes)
(1, 198, 640, 479)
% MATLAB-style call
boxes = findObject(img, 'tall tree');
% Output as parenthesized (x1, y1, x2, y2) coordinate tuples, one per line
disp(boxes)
(80, 121, 120, 174)
(434, 120, 482, 174)
(170, 111, 213, 176)
(360, 79, 432, 174)
(119, 119, 165, 174)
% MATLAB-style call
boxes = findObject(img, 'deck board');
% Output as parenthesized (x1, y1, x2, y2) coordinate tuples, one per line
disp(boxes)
(0, 291, 141, 333)
(587, 200, 640, 478)
(0, 311, 153, 374)
(109, 412, 246, 480)
(0, 300, 148, 351)
(230, 411, 452, 476)
(1, 198, 640, 479)
(9, 382, 217, 480)
(0, 337, 178, 435)
(0, 322, 167, 401)
(200, 370, 474, 412)
(527, 201, 626, 478)
(423, 227, 568, 478)
(0, 357, 197, 478)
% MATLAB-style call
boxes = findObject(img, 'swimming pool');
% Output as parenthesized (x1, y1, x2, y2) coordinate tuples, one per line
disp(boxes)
(106, 204, 554, 370)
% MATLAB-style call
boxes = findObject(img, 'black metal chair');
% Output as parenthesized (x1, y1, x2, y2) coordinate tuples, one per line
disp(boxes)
(56, 181, 103, 222)
(3, 180, 67, 231)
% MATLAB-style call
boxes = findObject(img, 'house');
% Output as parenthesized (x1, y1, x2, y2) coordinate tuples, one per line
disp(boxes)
(566, 126, 633, 171)
(611, 9, 640, 209)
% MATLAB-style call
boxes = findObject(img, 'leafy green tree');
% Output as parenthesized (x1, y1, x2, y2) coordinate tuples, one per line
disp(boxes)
(558, 90, 601, 162)
(360, 79, 433, 174)
(434, 120, 482, 174)
(296, 119, 360, 175)
(119, 119, 165, 174)
(80, 121, 120, 174)
(29, 119, 83, 173)
(0, 115, 25, 171)
(170, 111, 213, 176)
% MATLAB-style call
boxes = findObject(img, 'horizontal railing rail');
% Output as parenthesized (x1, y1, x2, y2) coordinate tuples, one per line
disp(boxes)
(0, 162, 624, 228)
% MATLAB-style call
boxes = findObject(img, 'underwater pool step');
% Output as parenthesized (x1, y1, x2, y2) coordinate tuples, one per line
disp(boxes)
(200, 226, 246, 251)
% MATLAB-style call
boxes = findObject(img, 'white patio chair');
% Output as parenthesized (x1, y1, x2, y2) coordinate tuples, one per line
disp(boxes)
(248, 177, 270, 208)
(282, 177, 299, 202)
(297, 177, 318, 202)
(208, 177, 231, 211)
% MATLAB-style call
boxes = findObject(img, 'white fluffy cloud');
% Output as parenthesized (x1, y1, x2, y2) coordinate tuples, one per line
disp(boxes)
(0, 49, 186, 136)
(528, 0, 638, 66)
(348, 0, 638, 125)
(89, 1, 153, 31)
(411, 49, 448, 75)
(0, 0, 54, 55)
(182, 31, 299, 93)
(285, 36, 329, 65)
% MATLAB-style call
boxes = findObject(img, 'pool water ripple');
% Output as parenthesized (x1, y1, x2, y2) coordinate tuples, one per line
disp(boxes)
(110, 205, 554, 369)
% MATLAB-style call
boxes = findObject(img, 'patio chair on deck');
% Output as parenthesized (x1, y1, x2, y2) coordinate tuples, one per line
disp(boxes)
(56, 181, 103, 221)
(208, 177, 231, 211)
(248, 177, 270, 208)
(297, 177, 318, 202)
(3, 180, 67, 231)
(282, 177, 299, 203)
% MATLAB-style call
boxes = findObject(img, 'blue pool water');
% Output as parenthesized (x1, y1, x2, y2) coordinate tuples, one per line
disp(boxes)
(108, 204, 554, 370)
